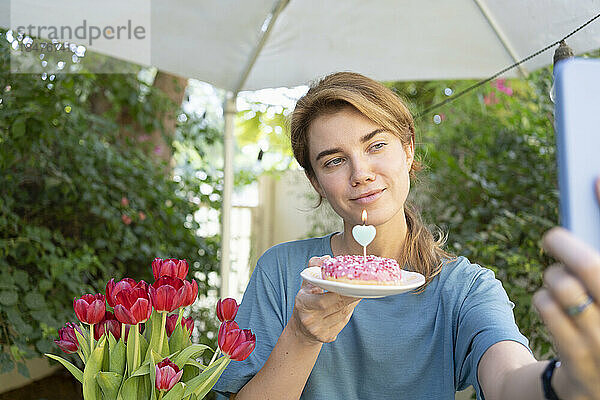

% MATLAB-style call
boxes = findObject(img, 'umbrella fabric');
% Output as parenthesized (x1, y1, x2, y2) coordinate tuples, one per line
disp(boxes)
(1, 0, 599, 89)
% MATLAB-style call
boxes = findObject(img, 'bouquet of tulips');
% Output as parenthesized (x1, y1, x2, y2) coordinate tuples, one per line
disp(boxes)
(46, 258, 255, 400)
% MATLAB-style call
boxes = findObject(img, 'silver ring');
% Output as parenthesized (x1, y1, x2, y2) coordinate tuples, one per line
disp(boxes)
(565, 295, 594, 317)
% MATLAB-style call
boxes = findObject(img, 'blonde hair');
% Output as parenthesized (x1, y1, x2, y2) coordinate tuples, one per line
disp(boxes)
(290, 71, 455, 290)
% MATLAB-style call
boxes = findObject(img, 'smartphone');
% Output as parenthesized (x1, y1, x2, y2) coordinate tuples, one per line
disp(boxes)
(554, 58, 600, 251)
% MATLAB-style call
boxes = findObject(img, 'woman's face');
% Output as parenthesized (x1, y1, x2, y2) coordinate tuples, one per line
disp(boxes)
(307, 107, 414, 227)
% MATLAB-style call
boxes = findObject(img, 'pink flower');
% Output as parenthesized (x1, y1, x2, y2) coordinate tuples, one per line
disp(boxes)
(155, 358, 183, 392)
(491, 79, 513, 96)
(216, 298, 239, 322)
(120, 197, 129, 207)
(152, 258, 189, 280)
(165, 314, 194, 337)
(484, 92, 498, 105)
(121, 214, 132, 225)
(138, 211, 146, 221)
(149, 276, 186, 313)
(55, 322, 83, 354)
(137, 134, 150, 142)
(73, 294, 106, 325)
(154, 145, 163, 155)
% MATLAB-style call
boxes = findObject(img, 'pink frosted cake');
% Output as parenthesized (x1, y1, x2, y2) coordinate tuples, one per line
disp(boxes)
(321, 255, 402, 285)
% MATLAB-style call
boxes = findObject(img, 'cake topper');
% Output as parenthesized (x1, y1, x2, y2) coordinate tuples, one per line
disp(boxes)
(351, 210, 376, 262)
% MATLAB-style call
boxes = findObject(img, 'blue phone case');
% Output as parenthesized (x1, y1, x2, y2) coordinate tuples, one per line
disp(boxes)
(554, 58, 600, 251)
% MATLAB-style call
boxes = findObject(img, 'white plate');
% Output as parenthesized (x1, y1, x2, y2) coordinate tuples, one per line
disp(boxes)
(300, 266, 426, 298)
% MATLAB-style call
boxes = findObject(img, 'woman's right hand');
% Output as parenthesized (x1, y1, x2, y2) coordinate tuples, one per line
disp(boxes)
(290, 256, 362, 345)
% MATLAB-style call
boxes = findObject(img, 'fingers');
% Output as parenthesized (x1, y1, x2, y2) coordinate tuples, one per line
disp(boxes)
(596, 177, 600, 203)
(533, 289, 599, 389)
(542, 227, 600, 300)
(543, 266, 600, 354)
(308, 255, 331, 267)
(300, 279, 324, 295)
(298, 297, 360, 343)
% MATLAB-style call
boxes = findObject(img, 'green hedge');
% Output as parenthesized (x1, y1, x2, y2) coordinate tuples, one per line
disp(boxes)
(0, 31, 221, 376)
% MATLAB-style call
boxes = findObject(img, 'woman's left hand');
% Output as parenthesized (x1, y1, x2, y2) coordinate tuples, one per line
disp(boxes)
(533, 178, 600, 399)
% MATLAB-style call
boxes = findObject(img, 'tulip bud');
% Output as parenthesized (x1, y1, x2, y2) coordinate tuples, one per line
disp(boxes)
(106, 278, 140, 308)
(73, 294, 106, 325)
(217, 320, 239, 351)
(152, 258, 189, 280)
(113, 283, 152, 325)
(149, 276, 186, 313)
(155, 358, 183, 392)
(94, 311, 121, 341)
(55, 322, 83, 354)
(179, 279, 199, 308)
(218, 322, 255, 361)
(229, 329, 256, 361)
(165, 314, 194, 337)
(216, 298, 239, 322)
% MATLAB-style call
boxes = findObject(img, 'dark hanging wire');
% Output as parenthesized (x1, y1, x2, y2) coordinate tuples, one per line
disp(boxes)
(415, 12, 600, 120)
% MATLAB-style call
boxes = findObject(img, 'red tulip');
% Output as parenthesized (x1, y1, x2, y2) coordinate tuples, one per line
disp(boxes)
(165, 314, 194, 337)
(218, 322, 255, 361)
(179, 279, 199, 308)
(152, 258, 189, 280)
(55, 322, 83, 354)
(216, 298, 239, 322)
(94, 311, 121, 340)
(73, 294, 106, 325)
(113, 284, 152, 325)
(106, 278, 147, 308)
(149, 276, 186, 313)
(217, 320, 239, 350)
(155, 358, 183, 392)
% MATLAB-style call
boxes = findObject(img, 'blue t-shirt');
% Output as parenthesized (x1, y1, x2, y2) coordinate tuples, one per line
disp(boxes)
(214, 233, 531, 399)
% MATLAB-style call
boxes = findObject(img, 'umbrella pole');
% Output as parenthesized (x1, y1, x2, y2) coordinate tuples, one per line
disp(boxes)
(220, 93, 236, 298)
(220, 0, 290, 299)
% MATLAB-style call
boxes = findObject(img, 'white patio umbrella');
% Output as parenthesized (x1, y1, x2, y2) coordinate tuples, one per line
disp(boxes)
(2, 0, 599, 296)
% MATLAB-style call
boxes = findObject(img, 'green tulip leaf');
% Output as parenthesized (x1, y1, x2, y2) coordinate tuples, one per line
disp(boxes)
(146, 311, 163, 359)
(183, 356, 230, 398)
(172, 344, 210, 369)
(139, 330, 150, 362)
(74, 328, 90, 362)
(109, 337, 126, 375)
(118, 376, 139, 400)
(83, 341, 105, 400)
(148, 351, 157, 400)
(168, 323, 187, 354)
(184, 359, 205, 370)
(138, 375, 150, 400)
(131, 361, 150, 377)
(44, 353, 83, 383)
(96, 371, 122, 400)
(162, 382, 185, 400)
(126, 325, 143, 375)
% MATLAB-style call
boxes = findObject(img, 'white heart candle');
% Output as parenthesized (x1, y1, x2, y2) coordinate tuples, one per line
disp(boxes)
(352, 210, 376, 261)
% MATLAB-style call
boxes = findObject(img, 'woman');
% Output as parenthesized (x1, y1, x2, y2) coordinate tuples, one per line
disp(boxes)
(214, 72, 600, 399)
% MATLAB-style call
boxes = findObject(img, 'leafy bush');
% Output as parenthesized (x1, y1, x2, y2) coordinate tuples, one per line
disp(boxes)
(398, 71, 559, 358)
(0, 30, 222, 376)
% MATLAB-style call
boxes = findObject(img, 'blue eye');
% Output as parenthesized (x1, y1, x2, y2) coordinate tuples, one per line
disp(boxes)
(371, 142, 387, 151)
(325, 157, 343, 167)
